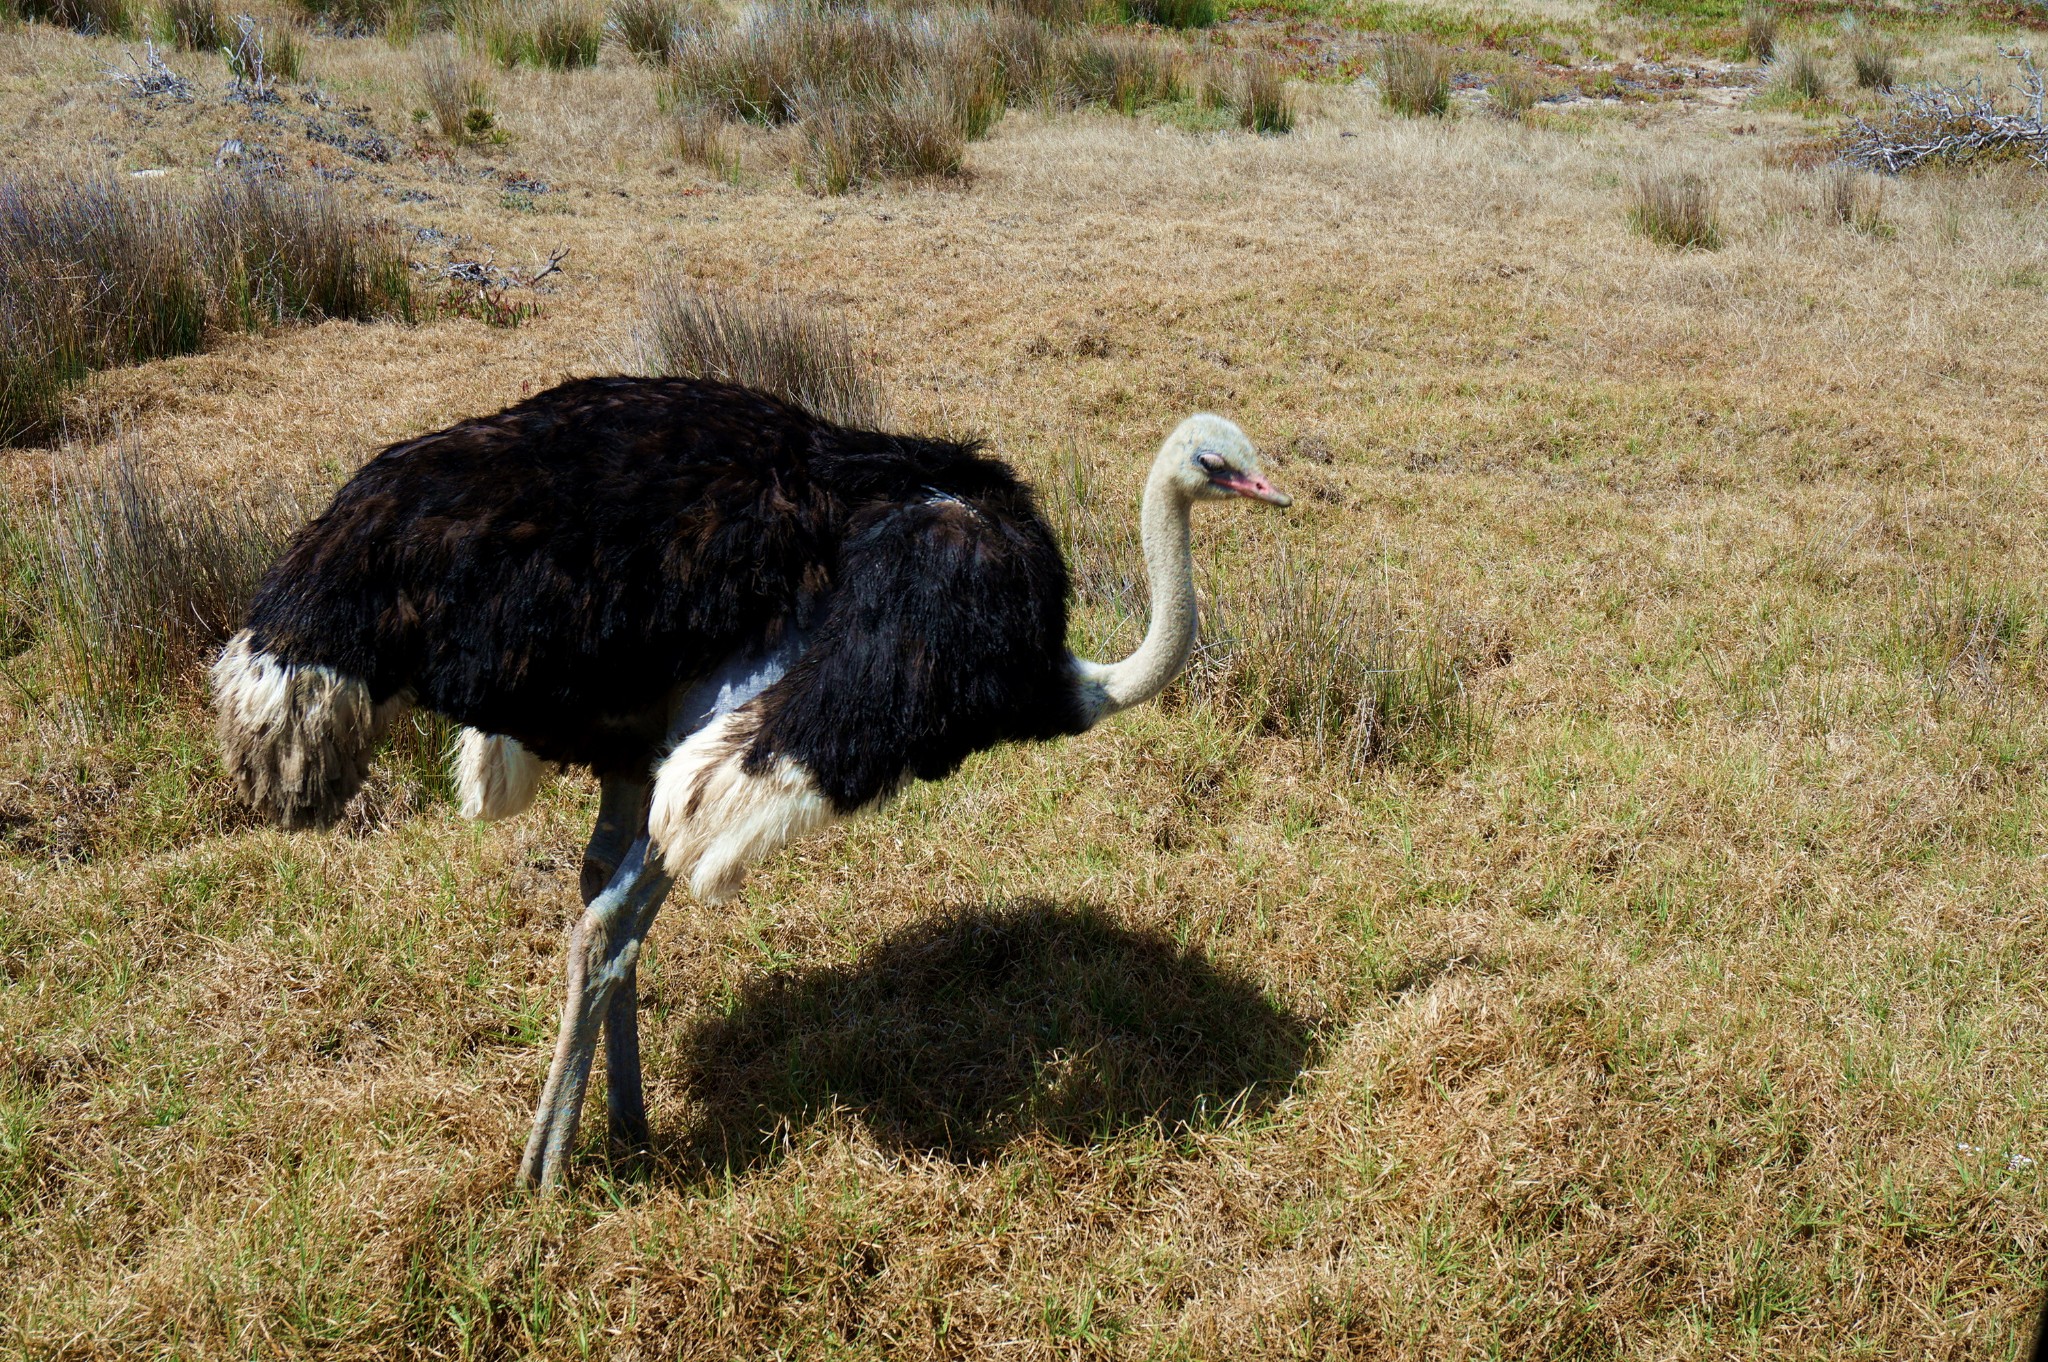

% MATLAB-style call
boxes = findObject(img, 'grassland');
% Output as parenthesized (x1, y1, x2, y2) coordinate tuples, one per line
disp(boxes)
(2, 0, 2047, 1355)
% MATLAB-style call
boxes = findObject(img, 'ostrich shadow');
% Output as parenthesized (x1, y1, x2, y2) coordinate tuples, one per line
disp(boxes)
(655, 899, 1318, 1175)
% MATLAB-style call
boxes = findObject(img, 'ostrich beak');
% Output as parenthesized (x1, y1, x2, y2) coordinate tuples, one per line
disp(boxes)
(1211, 469, 1293, 507)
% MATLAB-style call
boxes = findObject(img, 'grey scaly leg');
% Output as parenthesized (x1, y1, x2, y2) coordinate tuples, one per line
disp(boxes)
(518, 831, 672, 1189)
(580, 779, 655, 1154)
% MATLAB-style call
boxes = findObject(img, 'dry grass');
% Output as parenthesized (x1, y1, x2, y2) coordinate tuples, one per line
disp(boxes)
(608, 0, 689, 64)
(4, 0, 129, 34)
(634, 279, 882, 426)
(1490, 63, 1549, 116)
(1379, 35, 1450, 117)
(1, 10, 2047, 1360)
(159, 0, 223, 50)
(1629, 168, 1722, 249)
(465, 0, 603, 69)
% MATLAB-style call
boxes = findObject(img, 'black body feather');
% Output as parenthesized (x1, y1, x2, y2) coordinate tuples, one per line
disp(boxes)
(242, 376, 1089, 808)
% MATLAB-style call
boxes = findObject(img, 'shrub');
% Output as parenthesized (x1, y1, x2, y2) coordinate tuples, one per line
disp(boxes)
(1774, 47, 1827, 102)
(419, 42, 494, 141)
(1742, 1, 1775, 62)
(1236, 54, 1293, 133)
(15, 444, 309, 709)
(635, 280, 883, 428)
(1379, 36, 1450, 117)
(0, 172, 409, 447)
(1629, 169, 1721, 249)
(160, 0, 223, 50)
(1846, 27, 1896, 91)
(609, 0, 688, 63)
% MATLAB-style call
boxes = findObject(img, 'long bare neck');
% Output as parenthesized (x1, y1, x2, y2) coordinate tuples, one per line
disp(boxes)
(1073, 461, 1195, 726)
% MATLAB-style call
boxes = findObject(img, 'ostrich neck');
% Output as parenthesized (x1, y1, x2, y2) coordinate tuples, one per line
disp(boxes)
(1073, 466, 1196, 726)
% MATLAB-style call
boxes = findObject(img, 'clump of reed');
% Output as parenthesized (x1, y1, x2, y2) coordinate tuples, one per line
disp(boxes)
(1116, 0, 1218, 30)
(1489, 65, 1550, 117)
(286, 0, 422, 37)
(1379, 35, 1451, 117)
(609, 0, 695, 64)
(1628, 169, 1722, 250)
(0, 172, 409, 447)
(634, 278, 883, 428)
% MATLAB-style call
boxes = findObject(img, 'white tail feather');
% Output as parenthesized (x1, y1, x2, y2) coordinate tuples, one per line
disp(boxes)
(648, 708, 836, 903)
(454, 730, 553, 821)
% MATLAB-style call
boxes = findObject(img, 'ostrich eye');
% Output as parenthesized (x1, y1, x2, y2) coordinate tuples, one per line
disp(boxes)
(1196, 451, 1227, 474)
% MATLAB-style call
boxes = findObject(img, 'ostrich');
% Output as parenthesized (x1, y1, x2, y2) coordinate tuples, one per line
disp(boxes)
(211, 376, 1291, 1188)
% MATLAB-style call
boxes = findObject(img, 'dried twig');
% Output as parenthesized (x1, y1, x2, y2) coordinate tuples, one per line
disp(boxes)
(1839, 48, 2048, 173)
(103, 43, 194, 100)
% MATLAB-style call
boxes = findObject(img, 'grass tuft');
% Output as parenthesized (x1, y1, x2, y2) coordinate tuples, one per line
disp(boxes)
(1490, 65, 1549, 117)
(1628, 169, 1722, 250)
(1236, 54, 1294, 134)
(636, 279, 883, 427)
(1773, 47, 1828, 103)
(1379, 36, 1451, 118)
(1846, 25, 1897, 91)
(1117, 0, 1218, 30)
(159, 0, 223, 50)
(8, 0, 132, 34)
(418, 42, 495, 142)
(286, 0, 419, 37)
(608, 0, 691, 64)
(13, 443, 308, 710)
(1742, 0, 1776, 62)
(0, 172, 408, 447)
(465, 0, 603, 69)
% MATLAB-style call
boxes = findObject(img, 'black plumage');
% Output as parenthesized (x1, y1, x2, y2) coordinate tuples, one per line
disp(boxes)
(240, 375, 1089, 809)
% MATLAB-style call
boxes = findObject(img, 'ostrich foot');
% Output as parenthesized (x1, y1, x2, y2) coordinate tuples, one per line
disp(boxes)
(518, 832, 672, 1190)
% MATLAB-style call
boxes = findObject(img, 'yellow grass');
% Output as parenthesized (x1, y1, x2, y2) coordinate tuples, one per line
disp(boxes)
(2, 8, 2047, 1358)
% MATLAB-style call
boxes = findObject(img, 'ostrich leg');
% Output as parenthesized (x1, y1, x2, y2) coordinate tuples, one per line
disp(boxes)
(578, 777, 655, 1155)
(519, 818, 673, 1190)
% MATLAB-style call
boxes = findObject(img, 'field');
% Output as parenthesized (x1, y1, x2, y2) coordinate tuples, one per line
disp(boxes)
(3, 0, 2047, 1353)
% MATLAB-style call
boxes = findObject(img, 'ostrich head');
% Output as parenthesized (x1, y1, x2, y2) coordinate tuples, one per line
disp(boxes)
(1157, 414, 1292, 507)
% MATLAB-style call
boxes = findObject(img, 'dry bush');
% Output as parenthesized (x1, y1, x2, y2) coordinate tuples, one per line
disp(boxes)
(1236, 54, 1293, 133)
(1846, 25, 1898, 91)
(609, 0, 690, 63)
(160, 0, 223, 49)
(1379, 36, 1451, 118)
(224, 14, 306, 86)
(635, 279, 883, 427)
(1743, 1, 1776, 62)
(1629, 169, 1722, 249)
(418, 42, 495, 141)
(0, 172, 408, 447)
(1490, 65, 1549, 116)
(1838, 50, 2048, 172)
(13, 444, 310, 710)
(7, 0, 132, 33)
(1774, 47, 1828, 102)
